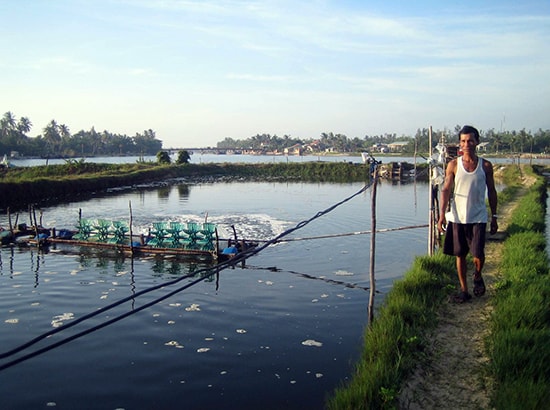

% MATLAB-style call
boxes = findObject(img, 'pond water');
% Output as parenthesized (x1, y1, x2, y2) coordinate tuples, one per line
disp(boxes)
(0, 179, 432, 409)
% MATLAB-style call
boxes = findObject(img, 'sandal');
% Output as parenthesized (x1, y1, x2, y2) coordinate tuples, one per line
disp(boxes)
(450, 291, 472, 304)
(473, 274, 486, 297)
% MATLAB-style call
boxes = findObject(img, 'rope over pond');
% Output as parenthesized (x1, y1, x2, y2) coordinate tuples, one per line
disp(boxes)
(268, 224, 429, 243)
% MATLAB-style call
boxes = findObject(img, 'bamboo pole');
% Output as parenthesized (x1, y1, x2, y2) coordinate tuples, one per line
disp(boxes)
(414, 136, 418, 178)
(428, 126, 434, 256)
(368, 163, 379, 326)
(413, 136, 418, 208)
(32, 205, 39, 238)
(129, 200, 134, 255)
(7, 207, 13, 234)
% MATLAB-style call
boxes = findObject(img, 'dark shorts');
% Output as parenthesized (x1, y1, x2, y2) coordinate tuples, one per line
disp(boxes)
(443, 222, 486, 258)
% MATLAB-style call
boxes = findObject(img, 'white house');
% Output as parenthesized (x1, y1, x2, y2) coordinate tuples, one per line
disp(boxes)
(387, 141, 409, 152)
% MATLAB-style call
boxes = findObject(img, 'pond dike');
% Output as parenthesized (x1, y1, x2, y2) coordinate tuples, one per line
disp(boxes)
(0, 161, 429, 211)
(327, 165, 550, 409)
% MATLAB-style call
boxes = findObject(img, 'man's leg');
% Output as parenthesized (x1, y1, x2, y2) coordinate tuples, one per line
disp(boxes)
(473, 256, 486, 296)
(473, 256, 484, 278)
(472, 224, 487, 296)
(456, 255, 468, 293)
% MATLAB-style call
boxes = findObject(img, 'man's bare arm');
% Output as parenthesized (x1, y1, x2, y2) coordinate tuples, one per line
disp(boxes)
(437, 159, 456, 233)
(484, 160, 498, 234)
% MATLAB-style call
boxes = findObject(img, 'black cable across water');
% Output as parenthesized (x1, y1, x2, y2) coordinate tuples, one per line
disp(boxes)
(0, 180, 374, 371)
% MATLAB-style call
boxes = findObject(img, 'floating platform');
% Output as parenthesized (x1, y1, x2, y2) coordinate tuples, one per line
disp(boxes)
(3, 219, 255, 262)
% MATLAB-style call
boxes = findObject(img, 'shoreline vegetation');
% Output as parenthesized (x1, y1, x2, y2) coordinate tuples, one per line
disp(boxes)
(1, 160, 548, 408)
(0, 161, 428, 210)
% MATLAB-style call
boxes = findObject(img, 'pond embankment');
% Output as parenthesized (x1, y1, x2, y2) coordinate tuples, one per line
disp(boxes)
(326, 164, 550, 409)
(0, 161, 429, 210)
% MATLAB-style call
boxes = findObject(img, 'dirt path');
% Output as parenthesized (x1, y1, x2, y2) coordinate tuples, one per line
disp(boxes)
(398, 173, 535, 409)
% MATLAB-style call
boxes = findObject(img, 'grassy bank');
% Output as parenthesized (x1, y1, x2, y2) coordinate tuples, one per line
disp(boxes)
(326, 164, 550, 409)
(326, 254, 457, 409)
(0, 161, 372, 210)
(487, 166, 550, 408)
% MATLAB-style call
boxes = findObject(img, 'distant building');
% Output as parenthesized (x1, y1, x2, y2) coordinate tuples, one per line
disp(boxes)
(304, 140, 323, 152)
(477, 142, 490, 152)
(284, 144, 303, 155)
(387, 141, 409, 152)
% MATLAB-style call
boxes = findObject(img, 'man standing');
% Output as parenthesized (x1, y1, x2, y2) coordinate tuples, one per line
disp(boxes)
(437, 125, 498, 303)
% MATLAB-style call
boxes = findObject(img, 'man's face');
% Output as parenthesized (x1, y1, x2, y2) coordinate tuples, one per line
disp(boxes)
(459, 132, 478, 154)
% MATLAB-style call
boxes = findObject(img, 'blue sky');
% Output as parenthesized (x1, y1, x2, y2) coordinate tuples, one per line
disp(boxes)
(1, 0, 549, 148)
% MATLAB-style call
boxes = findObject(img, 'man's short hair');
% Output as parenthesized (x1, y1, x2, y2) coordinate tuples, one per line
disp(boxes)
(459, 125, 480, 143)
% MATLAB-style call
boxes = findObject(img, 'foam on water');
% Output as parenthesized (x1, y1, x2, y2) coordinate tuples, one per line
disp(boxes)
(301, 339, 323, 347)
(130, 212, 290, 242)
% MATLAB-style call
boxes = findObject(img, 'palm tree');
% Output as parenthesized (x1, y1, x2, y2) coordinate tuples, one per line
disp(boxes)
(17, 117, 32, 135)
(57, 124, 72, 155)
(88, 127, 101, 155)
(43, 120, 61, 155)
(517, 128, 529, 153)
(492, 134, 503, 153)
(59, 124, 71, 139)
(1, 111, 17, 138)
(2, 111, 16, 128)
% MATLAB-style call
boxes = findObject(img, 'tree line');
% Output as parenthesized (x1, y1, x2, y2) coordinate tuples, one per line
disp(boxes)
(0, 111, 162, 158)
(218, 127, 550, 155)
(3, 110, 550, 158)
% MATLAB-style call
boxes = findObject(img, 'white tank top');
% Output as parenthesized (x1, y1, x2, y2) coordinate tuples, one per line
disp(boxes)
(446, 157, 488, 224)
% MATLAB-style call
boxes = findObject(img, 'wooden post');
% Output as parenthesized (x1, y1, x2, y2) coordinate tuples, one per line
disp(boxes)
(32, 205, 39, 238)
(231, 225, 238, 245)
(215, 228, 219, 259)
(7, 207, 13, 234)
(368, 163, 379, 326)
(413, 136, 417, 179)
(428, 126, 434, 256)
(129, 200, 134, 254)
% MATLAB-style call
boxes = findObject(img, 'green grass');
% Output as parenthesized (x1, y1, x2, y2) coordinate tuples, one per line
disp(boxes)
(0, 161, 385, 210)
(326, 253, 456, 409)
(487, 166, 550, 409)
